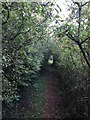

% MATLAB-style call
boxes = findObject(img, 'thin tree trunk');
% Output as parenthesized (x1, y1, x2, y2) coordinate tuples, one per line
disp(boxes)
(78, 43, 90, 68)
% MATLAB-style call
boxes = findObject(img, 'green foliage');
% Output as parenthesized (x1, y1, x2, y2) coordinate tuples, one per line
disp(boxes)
(2, 1, 90, 118)
(2, 2, 54, 115)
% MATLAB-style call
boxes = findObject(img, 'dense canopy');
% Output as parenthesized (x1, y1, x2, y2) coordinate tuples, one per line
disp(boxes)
(2, 1, 90, 119)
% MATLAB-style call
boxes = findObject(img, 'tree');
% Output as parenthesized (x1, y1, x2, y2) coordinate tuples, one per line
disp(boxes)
(2, 2, 55, 115)
(66, 1, 90, 68)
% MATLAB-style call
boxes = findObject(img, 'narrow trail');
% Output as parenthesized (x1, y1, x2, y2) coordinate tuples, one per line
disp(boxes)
(42, 67, 63, 118)
(4, 66, 63, 119)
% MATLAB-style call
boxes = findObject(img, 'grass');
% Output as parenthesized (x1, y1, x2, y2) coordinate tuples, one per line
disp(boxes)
(29, 74, 47, 118)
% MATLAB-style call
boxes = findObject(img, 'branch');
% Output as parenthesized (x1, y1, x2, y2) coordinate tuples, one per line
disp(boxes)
(72, 1, 88, 7)
(74, 2, 80, 7)
(81, 2, 88, 7)
(71, 43, 88, 70)
(78, 42, 90, 68)
(40, 2, 50, 7)
(78, 7, 81, 38)
(2, 4, 10, 25)
(66, 32, 77, 42)
(72, 1, 88, 39)
(14, 33, 44, 53)
(13, 38, 32, 53)
(9, 17, 47, 41)
(10, 25, 32, 41)
(81, 36, 90, 44)
(41, 18, 47, 25)
(9, 23, 23, 40)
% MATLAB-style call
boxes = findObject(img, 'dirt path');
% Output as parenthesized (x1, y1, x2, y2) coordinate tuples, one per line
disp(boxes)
(4, 66, 63, 119)
(42, 68, 63, 118)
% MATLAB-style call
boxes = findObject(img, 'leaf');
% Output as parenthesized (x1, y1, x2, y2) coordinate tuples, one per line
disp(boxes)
(55, 8, 59, 13)
(57, 4, 62, 12)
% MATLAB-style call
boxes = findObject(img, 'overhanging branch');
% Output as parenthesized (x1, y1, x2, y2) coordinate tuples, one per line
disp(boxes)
(66, 32, 77, 42)
(81, 36, 90, 44)
(81, 2, 88, 7)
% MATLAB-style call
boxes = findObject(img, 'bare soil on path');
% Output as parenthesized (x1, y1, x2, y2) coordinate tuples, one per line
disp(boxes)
(42, 68, 63, 119)
(3, 66, 63, 119)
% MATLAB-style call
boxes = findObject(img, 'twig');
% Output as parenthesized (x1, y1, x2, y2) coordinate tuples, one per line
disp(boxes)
(81, 36, 90, 44)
